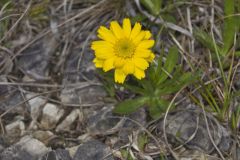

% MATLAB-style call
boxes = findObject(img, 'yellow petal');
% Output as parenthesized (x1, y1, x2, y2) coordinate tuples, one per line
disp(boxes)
(144, 31, 152, 39)
(134, 58, 149, 70)
(137, 40, 155, 49)
(114, 57, 126, 68)
(123, 60, 135, 74)
(95, 49, 114, 59)
(93, 58, 104, 68)
(110, 21, 124, 39)
(133, 67, 145, 79)
(91, 40, 113, 50)
(146, 53, 155, 62)
(114, 69, 127, 83)
(123, 18, 131, 38)
(134, 49, 151, 58)
(103, 57, 115, 71)
(130, 22, 141, 39)
(132, 31, 145, 45)
(97, 26, 117, 44)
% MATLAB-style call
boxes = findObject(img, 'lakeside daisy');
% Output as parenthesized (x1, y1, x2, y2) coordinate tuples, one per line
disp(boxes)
(91, 18, 155, 83)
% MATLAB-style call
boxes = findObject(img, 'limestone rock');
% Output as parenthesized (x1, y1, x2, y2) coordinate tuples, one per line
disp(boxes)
(0, 136, 50, 160)
(5, 119, 25, 143)
(26, 94, 47, 121)
(40, 103, 64, 129)
(56, 109, 80, 132)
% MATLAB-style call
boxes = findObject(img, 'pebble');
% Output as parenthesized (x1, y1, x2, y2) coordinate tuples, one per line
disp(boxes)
(0, 136, 50, 160)
(41, 103, 64, 129)
(73, 139, 114, 160)
(5, 119, 25, 143)
(56, 109, 80, 132)
(26, 93, 47, 121)
(32, 130, 55, 145)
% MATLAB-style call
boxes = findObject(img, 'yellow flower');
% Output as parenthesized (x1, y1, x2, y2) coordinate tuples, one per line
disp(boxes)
(91, 18, 155, 83)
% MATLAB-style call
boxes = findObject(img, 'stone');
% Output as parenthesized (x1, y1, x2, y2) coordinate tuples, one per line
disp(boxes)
(86, 106, 147, 136)
(60, 85, 106, 105)
(0, 136, 50, 160)
(26, 93, 47, 122)
(16, 136, 50, 157)
(67, 145, 79, 158)
(41, 149, 72, 160)
(155, 107, 232, 153)
(86, 106, 120, 135)
(0, 146, 35, 160)
(17, 37, 57, 80)
(73, 139, 114, 160)
(60, 49, 106, 106)
(56, 109, 80, 132)
(32, 130, 55, 145)
(40, 103, 64, 129)
(0, 86, 25, 115)
(5, 119, 25, 143)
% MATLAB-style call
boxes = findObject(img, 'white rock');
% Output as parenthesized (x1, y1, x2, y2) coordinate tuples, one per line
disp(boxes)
(16, 135, 50, 157)
(67, 145, 80, 158)
(26, 94, 46, 121)
(32, 130, 55, 145)
(56, 109, 80, 132)
(5, 120, 25, 136)
(41, 103, 64, 129)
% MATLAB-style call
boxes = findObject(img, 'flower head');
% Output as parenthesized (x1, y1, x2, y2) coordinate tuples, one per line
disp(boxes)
(91, 18, 155, 83)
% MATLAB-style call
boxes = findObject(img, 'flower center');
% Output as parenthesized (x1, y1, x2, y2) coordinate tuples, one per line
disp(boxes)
(114, 38, 136, 58)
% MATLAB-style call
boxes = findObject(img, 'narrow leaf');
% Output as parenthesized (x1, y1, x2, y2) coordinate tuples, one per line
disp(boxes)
(222, 0, 237, 55)
(193, 28, 217, 52)
(114, 97, 148, 114)
(148, 98, 172, 119)
(140, 0, 162, 15)
(157, 46, 179, 84)
(156, 71, 195, 95)
(152, 0, 162, 15)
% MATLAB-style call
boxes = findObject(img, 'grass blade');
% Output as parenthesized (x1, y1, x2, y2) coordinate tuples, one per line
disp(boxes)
(222, 0, 237, 55)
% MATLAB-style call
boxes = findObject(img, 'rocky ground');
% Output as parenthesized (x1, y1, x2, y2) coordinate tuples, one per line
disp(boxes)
(0, 0, 239, 160)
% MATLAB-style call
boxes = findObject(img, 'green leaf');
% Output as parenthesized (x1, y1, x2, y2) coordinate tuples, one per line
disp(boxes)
(148, 64, 157, 84)
(138, 134, 148, 151)
(157, 46, 179, 84)
(121, 149, 134, 160)
(140, 79, 154, 94)
(148, 98, 172, 119)
(113, 97, 148, 114)
(131, 14, 147, 24)
(124, 82, 146, 95)
(155, 49, 164, 81)
(140, 0, 162, 15)
(156, 71, 195, 95)
(222, 0, 238, 55)
(193, 28, 218, 52)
